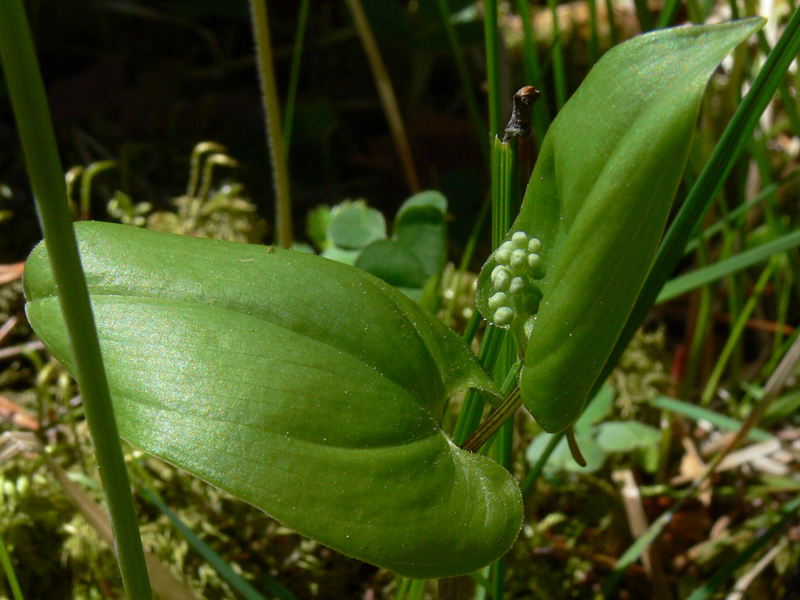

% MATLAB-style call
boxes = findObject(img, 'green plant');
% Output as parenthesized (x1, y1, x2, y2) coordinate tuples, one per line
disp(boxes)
(20, 14, 764, 584)
(6, 0, 800, 597)
(309, 191, 449, 308)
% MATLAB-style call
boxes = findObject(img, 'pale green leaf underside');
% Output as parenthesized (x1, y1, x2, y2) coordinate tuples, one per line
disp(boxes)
(24, 221, 519, 578)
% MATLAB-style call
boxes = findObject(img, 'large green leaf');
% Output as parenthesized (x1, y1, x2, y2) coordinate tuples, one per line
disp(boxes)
(24, 221, 521, 578)
(475, 18, 764, 433)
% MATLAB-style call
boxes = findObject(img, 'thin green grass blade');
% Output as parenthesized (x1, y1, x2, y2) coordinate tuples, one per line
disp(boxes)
(605, 0, 618, 45)
(546, 0, 568, 109)
(633, 0, 655, 30)
(137, 484, 293, 600)
(657, 0, 683, 28)
(0, 531, 24, 600)
(657, 229, 800, 302)
(652, 396, 773, 442)
(684, 168, 800, 254)
(435, 0, 490, 163)
(395, 578, 426, 600)
(587, 0, 600, 63)
(283, 0, 311, 153)
(699, 263, 775, 405)
(484, 0, 502, 136)
(0, 3, 152, 598)
(684, 495, 800, 600)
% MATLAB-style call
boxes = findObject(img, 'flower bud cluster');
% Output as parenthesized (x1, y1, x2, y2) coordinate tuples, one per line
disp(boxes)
(487, 231, 545, 327)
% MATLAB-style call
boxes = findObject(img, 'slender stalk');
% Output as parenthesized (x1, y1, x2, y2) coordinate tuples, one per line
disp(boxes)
(0, 531, 23, 600)
(343, 0, 420, 193)
(434, 0, 490, 164)
(283, 0, 312, 154)
(483, 0, 502, 137)
(249, 0, 293, 248)
(633, 0, 655, 31)
(700, 262, 775, 405)
(546, 0, 568, 109)
(79, 160, 116, 220)
(605, 0, 618, 45)
(587, 0, 600, 64)
(0, 2, 152, 598)
(461, 368, 522, 452)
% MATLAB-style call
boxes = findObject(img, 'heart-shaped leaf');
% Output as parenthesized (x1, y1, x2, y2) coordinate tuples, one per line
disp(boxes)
(24, 221, 522, 578)
(476, 18, 764, 433)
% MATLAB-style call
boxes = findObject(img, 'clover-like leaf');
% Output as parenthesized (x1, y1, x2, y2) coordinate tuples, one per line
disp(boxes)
(476, 18, 765, 433)
(24, 221, 521, 578)
(328, 199, 387, 250)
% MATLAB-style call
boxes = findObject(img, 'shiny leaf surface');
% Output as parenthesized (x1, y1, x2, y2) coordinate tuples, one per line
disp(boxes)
(25, 221, 521, 578)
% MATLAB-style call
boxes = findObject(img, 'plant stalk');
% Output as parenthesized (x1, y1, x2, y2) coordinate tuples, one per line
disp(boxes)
(343, 0, 420, 193)
(0, 1, 153, 598)
(250, 0, 293, 248)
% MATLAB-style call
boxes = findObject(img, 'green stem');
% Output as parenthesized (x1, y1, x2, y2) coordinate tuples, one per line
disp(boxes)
(344, 0, 420, 193)
(564, 426, 587, 467)
(249, 0, 293, 248)
(0, 2, 153, 598)
(283, 0, 312, 154)
(483, 0, 502, 137)
(461, 364, 522, 452)
(0, 530, 23, 600)
(546, 0, 568, 109)
(700, 262, 776, 405)
(435, 0, 490, 164)
(633, 0, 655, 31)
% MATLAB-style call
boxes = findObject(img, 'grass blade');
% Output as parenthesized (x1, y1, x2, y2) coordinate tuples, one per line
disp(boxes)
(0, 530, 24, 600)
(0, 3, 153, 598)
(656, 229, 800, 302)
(283, 0, 311, 153)
(652, 396, 773, 442)
(435, 0, 490, 164)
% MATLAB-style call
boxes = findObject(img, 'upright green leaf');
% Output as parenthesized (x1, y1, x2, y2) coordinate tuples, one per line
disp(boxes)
(475, 18, 764, 433)
(24, 221, 521, 579)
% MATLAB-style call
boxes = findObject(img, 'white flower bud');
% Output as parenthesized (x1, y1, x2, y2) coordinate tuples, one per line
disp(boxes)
(495, 247, 512, 265)
(527, 238, 542, 254)
(493, 307, 514, 326)
(509, 276, 526, 296)
(492, 267, 511, 292)
(488, 292, 509, 310)
(510, 249, 527, 271)
(511, 231, 529, 249)
(527, 253, 542, 270)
